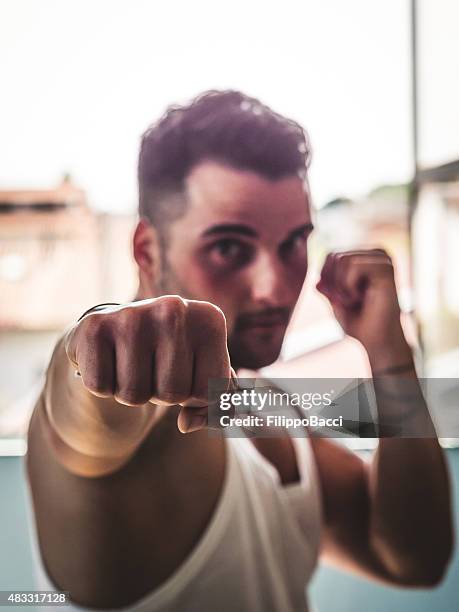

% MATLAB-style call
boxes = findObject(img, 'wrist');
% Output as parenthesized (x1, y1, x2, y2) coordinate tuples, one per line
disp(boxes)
(365, 335, 414, 374)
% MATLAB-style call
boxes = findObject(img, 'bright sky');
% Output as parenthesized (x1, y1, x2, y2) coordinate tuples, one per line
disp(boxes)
(0, 0, 432, 212)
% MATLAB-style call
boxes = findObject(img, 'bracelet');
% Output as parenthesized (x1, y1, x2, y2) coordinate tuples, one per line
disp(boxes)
(77, 302, 121, 322)
(372, 361, 415, 377)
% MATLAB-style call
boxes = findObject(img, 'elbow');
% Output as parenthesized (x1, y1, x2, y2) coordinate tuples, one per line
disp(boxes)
(418, 534, 455, 588)
(409, 528, 455, 588)
(395, 554, 453, 589)
(371, 528, 455, 589)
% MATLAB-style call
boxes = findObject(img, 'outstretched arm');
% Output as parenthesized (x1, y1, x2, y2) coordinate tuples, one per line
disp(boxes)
(26, 296, 231, 608)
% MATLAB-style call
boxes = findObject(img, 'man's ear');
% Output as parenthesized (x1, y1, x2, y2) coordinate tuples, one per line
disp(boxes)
(133, 218, 162, 291)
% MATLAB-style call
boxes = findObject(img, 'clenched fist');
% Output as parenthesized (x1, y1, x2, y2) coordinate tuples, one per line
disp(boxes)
(64, 296, 232, 433)
(316, 249, 406, 353)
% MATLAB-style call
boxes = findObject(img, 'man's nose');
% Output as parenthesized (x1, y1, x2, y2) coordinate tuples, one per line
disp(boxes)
(248, 253, 286, 304)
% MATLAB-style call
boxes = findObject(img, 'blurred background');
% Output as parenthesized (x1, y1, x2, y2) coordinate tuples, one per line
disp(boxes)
(1, 0, 458, 610)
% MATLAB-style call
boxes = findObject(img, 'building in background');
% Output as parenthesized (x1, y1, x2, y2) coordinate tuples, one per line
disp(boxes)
(0, 176, 137, 328)
(0, 178, 136, 440)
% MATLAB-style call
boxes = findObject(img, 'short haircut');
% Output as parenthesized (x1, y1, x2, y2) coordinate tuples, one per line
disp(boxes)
(138, 90, 311, 230)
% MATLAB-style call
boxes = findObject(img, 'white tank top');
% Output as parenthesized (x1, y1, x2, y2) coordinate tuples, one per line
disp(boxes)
(23, 433, 322, 612)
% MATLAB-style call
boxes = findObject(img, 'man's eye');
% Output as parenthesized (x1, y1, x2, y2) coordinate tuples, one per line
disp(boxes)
(207, 239, 253, 267)
(281, 233, 308, 256)
(213, 239, 242, 257)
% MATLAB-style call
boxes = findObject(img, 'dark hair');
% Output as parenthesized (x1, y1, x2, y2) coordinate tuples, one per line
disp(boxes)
(138, 90, 311, 228)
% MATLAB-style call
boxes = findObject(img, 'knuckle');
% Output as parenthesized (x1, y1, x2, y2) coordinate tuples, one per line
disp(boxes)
(154, 295, 187, 327)
(80, 314, 116, 351)
(206, 302, 226, 322)
(197, 302, 227, 334)
(115, 307, 139, 335)
(80, 313, 104, 340)
(71, 316, 108, 365)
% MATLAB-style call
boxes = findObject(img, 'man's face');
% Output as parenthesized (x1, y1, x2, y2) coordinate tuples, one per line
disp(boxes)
(158, 161, 313, 370)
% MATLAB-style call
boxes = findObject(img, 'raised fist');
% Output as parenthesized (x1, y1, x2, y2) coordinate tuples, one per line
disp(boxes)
(316, 249, 404, 351)
(64, 296, 232, 433)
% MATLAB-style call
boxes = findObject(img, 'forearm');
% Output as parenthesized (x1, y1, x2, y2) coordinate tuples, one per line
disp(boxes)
(366, 341, 454, 583)
(35, 333, 158, 476)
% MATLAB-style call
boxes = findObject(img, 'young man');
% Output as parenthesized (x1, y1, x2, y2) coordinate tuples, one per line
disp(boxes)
(26, 91, 453, 611)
